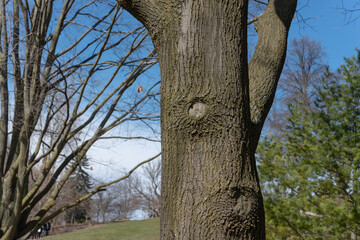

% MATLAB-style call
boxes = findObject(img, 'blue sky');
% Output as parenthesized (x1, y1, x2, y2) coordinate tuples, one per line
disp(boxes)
(290, 0, 360, 69)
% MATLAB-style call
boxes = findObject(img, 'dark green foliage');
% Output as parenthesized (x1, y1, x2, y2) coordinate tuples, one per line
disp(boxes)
(71, 156, 93, 193)
(258, 51, 360, 239)
(65, 156, 93, 224)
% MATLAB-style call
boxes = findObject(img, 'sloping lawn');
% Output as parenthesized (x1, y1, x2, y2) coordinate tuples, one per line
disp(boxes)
(46, 218, 159, 240)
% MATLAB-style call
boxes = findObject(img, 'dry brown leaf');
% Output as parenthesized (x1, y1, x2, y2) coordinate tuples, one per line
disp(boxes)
(137, 84, 144, 93)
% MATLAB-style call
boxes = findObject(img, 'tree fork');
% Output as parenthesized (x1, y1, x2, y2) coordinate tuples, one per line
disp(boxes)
(118, 1, 297, 239)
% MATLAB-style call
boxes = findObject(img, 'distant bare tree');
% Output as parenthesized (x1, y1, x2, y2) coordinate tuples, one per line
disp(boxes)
(110, 181, 141, 221)
(281, 36, 326, 106)
(128, 159, 161, 218)
(0, 1, 160, 239)
(95, 159, 162, 221)
(90, 179, 140, 223)
(266, 36, 327, 134)
(91, 191, 114, 223)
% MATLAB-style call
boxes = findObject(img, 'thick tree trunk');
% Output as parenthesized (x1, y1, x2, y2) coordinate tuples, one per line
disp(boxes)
(118, 0, 297, 239)
(155, 2, 264, 239)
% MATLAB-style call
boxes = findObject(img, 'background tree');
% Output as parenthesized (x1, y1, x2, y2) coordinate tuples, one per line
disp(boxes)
(90, 181, 139, 223)
(118, 0, 297, 239)
(108, 180, 141, 221)
(89, 160, 161, 222)
(281, 36, 326, 106)
(257, 51, 360, 239)
(126, 159, 161, 218)
(63, 156, 93, 224)
(266, 36, 327, 134)
(89, 171, 153, 223)
(0, 1, 160, 239)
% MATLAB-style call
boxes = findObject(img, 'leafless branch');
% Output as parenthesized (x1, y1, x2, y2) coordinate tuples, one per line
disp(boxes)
(0, 1, 160, 239)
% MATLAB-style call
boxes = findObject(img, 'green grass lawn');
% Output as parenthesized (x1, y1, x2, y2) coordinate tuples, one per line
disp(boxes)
(46, 218, 160, 240)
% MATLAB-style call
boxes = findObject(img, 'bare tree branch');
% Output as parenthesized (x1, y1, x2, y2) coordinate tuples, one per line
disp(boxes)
(0, 1, 160, 239)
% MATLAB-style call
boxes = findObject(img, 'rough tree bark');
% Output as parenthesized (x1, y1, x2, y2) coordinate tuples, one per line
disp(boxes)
(118, 1, 297, 239)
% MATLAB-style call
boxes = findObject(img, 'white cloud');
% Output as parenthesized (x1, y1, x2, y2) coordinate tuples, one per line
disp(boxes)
(87, 139, 161, 182)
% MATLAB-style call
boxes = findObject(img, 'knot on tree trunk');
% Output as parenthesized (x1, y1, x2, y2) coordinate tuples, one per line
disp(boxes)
(188, 102, 207, 120)
(164, 96, 228, 138)
(211, 187, 264, 239)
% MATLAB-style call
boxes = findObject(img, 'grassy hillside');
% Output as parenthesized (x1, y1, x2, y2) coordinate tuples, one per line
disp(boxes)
(46, 218, 160, 240)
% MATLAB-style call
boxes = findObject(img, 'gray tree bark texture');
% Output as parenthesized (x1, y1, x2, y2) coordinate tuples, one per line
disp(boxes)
(118, 1, 297, 239)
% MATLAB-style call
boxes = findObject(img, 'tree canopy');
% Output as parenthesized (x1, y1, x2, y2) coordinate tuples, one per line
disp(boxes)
(258, 50, 360, 239)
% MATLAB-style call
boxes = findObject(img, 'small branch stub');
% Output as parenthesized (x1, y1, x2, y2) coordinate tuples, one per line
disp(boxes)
(188, 102, 207, 120)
